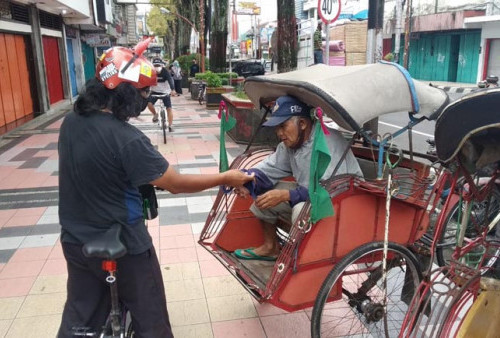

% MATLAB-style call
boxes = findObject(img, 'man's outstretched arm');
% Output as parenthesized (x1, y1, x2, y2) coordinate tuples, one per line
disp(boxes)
(151, 165, 254, 194)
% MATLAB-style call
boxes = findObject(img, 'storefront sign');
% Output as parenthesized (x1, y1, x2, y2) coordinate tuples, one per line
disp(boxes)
(236, 1, 261, 15)
(82, 33, 111, 47)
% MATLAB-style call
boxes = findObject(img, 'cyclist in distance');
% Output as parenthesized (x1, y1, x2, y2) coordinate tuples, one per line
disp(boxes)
(146, 58, 175, 131)
(57, 39, 254, 337)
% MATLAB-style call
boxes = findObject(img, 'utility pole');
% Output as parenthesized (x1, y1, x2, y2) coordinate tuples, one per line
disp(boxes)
(394, 0, 404, 63)
(366, 0, 384, 63)
(403, 0, 412, 69)
(323, 22, 330, 65)
(364, 0, 384, 135)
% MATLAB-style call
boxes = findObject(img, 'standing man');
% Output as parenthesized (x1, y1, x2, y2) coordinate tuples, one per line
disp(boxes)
(314, 23, 324, 64)
(57, 41, 254, 337)
(147, 58, 175, 131)
(190, 58, 200, 77)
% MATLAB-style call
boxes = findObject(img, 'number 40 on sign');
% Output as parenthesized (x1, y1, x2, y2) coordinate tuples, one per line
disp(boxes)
(318, 0, 341, 24)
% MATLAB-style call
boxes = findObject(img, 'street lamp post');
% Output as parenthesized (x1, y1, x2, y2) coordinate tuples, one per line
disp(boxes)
(160, 7, 205, 72)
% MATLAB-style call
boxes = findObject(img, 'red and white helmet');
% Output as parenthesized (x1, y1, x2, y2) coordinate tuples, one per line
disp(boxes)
(95, 38, 157, 89)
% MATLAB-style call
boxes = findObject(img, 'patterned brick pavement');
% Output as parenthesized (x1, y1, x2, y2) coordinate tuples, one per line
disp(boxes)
(0, 93, 326, 338)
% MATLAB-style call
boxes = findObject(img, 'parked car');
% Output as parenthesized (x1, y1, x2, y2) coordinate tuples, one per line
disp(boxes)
(232, 60, 265, 78)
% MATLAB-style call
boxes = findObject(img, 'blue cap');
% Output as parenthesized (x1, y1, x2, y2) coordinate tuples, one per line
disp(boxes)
(263, 96, 311, 127)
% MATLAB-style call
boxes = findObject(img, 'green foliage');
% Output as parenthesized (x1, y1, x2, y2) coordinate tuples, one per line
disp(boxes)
(234, 89, 249, 100)
(175, 53, 208, 75)
(195, 72, 209, 80)
(383, 53, 394, 62)
(146, 2, 176, 36)
(195, 71, 237, 85)
(175, 53, 209, 76)
(218, 72, 238, 79)
(205, 72, 222, 88)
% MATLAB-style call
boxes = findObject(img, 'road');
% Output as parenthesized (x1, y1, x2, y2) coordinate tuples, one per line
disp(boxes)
(376, 89, 473, 155)
(377, 113, 435, 155)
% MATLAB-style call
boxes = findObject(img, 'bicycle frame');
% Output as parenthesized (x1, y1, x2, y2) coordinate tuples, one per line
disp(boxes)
(73, 226, 131, 337)
(103, 259, 122, 336)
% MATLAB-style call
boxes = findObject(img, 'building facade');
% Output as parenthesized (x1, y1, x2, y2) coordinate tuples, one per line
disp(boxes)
(384, 0, 500, 83)
(0, 0, 141, 134)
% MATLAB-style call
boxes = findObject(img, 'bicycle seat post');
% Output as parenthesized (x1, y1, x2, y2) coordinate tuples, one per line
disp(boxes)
(102, 258, 122, 336)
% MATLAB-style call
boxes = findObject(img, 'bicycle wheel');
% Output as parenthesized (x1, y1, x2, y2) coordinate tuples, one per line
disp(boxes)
(123, 308, 135, 338)
(311, 241, 422, 338)
(160, 109, 167, 144)
(436, 186, 500, 268)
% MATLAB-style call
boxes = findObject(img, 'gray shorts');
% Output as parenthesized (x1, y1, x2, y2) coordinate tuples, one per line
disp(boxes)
(249, 181, 305, 225)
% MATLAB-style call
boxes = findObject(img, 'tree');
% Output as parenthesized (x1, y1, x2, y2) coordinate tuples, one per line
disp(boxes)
(146, 6, 169, 36)
(146, 1, 176, 58)
(276, 0, 297, 73)
(209, 0, 228, 72)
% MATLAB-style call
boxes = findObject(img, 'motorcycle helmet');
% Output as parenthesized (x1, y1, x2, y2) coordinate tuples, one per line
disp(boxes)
(95, 38, 157, 90)
(486, 75, 498, 84)
(152, 58, 165, 66)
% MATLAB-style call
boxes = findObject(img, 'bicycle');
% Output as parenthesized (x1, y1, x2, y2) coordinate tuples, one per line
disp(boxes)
(151, 93, 169, 144)
(71, 224, 135, 337)
(198, 82, 206, 105)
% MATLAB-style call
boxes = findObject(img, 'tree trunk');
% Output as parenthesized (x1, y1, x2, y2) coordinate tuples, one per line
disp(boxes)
(178, 0, 193, 55)
(209, 0, 228, 73)
(276, 0, 297, 73)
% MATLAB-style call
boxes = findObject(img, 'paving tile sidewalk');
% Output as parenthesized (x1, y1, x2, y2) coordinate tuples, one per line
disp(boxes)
(0, 93, 314, 338)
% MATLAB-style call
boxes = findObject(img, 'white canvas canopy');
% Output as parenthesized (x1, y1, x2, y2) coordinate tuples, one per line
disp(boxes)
(244, 63, 449, 132)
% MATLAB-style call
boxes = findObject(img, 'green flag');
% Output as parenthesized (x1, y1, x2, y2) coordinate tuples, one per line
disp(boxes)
(218, 101, 236, 172)
(308, 121, 334, 223)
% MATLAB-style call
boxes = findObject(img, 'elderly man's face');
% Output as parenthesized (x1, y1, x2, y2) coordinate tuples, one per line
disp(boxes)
(275, 117, 306, 148)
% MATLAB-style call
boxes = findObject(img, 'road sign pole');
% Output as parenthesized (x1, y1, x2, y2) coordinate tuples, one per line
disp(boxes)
(324, 22, 329, 65)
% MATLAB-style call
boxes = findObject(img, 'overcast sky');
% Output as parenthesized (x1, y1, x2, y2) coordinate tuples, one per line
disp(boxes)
(236, 0, 278, 34)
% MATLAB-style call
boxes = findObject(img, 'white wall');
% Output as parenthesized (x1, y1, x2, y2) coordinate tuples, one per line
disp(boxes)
(476, 20, 500, 82)
(59, 0, 91, 17)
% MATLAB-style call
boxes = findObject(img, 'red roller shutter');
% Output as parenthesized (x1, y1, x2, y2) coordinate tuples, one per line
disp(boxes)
(42, 36, 64, 104)
(0, 33, 34, 130)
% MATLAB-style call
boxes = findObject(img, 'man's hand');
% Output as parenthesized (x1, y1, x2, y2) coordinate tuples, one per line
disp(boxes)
(223, 170, 254, 188)
(255, 189, 290, 209)
(234, 186, 250, 198)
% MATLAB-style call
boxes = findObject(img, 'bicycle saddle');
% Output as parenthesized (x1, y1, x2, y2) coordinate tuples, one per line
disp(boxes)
(82, 224, 127, 260)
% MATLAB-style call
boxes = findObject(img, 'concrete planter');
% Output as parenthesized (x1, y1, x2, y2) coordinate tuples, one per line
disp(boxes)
(229, 76, 245, 87)
(206, 86, 234, 109)
(222, 93, 279, 146)
(190, 79, 206, 100)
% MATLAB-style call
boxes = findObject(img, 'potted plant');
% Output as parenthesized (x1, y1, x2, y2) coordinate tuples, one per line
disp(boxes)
(218, 72, 243, 87)
(221, 89, 279, 145)
(205, 72, 234, 109)
(177, 53, 209, 92)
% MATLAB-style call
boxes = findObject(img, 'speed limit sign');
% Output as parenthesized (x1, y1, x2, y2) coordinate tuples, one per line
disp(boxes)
(318, 0, 341, 24)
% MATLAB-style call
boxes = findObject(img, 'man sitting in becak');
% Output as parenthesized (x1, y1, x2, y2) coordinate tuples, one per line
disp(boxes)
(234, 95, 363, 261)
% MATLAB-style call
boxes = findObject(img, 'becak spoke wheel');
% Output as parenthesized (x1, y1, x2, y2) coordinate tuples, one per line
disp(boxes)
(437, 186, 500, 269)
(311, 242, 422, 338)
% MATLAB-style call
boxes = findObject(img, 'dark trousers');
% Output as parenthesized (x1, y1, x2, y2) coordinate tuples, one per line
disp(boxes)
(174, 80, 182, 95)
(58, 242, 173, 338)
